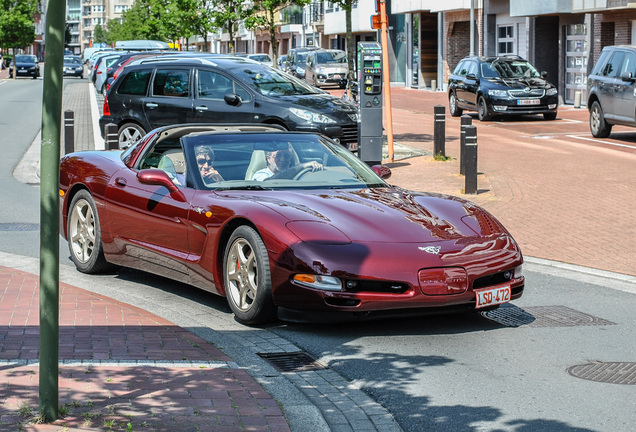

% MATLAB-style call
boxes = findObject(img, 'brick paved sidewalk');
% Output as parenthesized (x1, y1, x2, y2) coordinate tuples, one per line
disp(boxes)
(0, 266, 289, 432)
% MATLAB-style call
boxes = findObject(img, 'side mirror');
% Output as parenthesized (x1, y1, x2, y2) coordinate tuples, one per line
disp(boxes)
(621, 71, 635, 82)
(541, 71, 549, 79)
(372, 165, 392, 180)
(466, 73, 478, 81)
(137, 169, 186, 201)
(224, 93, 242, 106)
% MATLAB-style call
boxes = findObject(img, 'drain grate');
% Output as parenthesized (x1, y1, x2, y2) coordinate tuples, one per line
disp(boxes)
(258, 352, 326, 373)
(481, 304, 616, 328)
(568, 362, 636, 385)
(0, 223, 39, 232)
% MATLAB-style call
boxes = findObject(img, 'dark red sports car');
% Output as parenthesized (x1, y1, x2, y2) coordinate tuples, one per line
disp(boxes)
(59, 124, 524, 324)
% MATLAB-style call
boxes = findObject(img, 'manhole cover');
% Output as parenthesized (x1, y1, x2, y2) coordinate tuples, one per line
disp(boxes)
(481, 304, 616, 328)
(568, 362, 636, 385)
(0, 223, 39, 232)
(258, 352, 326, 373)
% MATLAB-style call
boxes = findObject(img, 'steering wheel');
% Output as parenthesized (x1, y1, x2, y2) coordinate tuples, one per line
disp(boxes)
(293, 166, 313, 180)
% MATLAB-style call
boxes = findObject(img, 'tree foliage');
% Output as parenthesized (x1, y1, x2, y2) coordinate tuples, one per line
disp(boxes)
(0, 0, 38, 51)
(209, 0, 253, 54)
(245, 0, 309, 64)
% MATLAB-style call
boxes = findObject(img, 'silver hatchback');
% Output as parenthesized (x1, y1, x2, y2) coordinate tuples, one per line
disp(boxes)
(304, 49, 348, 89)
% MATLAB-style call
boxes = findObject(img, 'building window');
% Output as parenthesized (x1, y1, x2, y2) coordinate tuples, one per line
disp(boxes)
(497, 25, 514, 55)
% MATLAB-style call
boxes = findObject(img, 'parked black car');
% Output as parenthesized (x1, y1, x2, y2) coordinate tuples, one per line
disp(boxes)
(63, 55, 84, 78)
(100, 56, 359, 149)
(9, 55, 40, 79)
(448, 55, 558, 121)
(587, 45, 636, 138)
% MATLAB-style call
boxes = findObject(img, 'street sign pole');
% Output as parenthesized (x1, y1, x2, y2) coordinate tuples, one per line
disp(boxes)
(40, 0, 65, 421)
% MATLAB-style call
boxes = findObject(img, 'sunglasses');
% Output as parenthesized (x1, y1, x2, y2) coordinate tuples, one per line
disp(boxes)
(197, 157, 213, 166)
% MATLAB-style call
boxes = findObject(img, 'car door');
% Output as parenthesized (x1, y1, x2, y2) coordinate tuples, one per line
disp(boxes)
(450, 61, 468, 105)
(613, 50, 636, 125)
(463, 61, 480, 109)
(103, 144, 195, 279)
(143, 67, 194, 129)
(597, 50, 625, 120)
(191, 68, 256, 124)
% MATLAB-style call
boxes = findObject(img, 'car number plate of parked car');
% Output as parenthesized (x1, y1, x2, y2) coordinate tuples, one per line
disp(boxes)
(517, 99, 540, 105)
(474, 284, 511, 309)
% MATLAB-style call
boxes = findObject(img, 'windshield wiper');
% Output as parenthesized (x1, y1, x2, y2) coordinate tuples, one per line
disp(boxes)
(215, 185, 272, 191)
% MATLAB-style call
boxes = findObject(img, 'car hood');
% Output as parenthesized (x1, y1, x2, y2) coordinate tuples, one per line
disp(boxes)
(223, 187, 510, 244)
(277, 93, 357, 113)
(486, 76, 554, 89)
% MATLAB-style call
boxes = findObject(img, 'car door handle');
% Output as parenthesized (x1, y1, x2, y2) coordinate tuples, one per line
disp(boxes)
(115, 177, 127, 187)
(145, 103, 158, 109)
(196, 105, 208, 112)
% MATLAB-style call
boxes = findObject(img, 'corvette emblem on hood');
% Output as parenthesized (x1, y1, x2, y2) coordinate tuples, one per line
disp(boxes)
(419, 246, 441, 254)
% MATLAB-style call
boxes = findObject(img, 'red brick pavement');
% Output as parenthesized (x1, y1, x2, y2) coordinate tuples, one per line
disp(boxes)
(369, 87, 636, 277)
(0, 266, 290, 432)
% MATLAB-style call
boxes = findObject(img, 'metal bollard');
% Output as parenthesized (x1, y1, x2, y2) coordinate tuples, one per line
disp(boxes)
(574, 91, 582, 109)
(63, 110, 74, 155)
(431, 80, 437, 91)
(464, 125, 478, 194)
(105, 123, 119, 150)
(433, 105, 445, 157)
(460, 115, 472, 175)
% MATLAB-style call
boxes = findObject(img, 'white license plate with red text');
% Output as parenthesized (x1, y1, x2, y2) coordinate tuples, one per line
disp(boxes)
(474, 285, 511, 309)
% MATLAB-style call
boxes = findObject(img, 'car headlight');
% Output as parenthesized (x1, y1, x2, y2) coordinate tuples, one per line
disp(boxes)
(295, 66, 305, 74)
(546, 88, 557, 96)
(290, 108, 337, 124)
(488, 89, 509, 97)
(293, 274, 342, 291)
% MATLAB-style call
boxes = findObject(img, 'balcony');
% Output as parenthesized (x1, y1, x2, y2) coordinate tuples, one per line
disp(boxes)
(510, 0, 572, 16)
(281, 5, 303, 25)
(571, 0, 636, 12)
(308, 2, 324, 24)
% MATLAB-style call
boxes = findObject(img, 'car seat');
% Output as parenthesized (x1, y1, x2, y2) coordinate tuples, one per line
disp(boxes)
(158, 150, 186, 185)
(244, 150, 267, 180)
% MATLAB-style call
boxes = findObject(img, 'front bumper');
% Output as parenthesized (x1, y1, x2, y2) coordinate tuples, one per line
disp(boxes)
(486, 94, 558, 115)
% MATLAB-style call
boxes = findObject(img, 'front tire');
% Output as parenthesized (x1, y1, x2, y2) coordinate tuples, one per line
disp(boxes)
(589, 101, 611, 138)
(118, 123, 145, 149)
(449, 92, 463, 117)
(223, 226, 276, 324)
(67, 190, 112, 274)
(477, 96, 491, 121)
(543, 112, 557, 121)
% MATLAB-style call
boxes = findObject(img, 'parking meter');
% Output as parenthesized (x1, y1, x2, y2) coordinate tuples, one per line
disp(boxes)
(357, 42, 383, 166)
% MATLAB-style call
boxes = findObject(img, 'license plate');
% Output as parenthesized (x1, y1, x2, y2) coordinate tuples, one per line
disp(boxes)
(517, 99, 540, 105)
(333, 74, 341, 80)
(474, 284, 511, 309)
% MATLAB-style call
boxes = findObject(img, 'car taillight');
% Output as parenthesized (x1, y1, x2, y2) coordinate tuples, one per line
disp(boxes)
(103, 95, 110, 116)
(418, 267, 468, 295)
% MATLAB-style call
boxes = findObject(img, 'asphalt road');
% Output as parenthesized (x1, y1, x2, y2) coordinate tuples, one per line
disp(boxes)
(1, 78, 634, 432)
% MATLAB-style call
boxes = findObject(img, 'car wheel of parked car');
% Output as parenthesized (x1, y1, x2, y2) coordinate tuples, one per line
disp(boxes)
(223, 226, 275, 324)
(449, 92, 463, 117)
(543, 112, 557, 121)
(67, 190, 113, 274)
(589, 101, 612, 138)
(478, 96, 491, 121)
(118, 123, 146, 149)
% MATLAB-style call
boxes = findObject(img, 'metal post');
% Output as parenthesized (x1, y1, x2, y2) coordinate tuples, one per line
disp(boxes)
(460, 115, 472, 175)
(433, 105, 446, 157)
(64, 110, 74, 155)
(105, 123, 119, 150)
(464, 125, 478, 194)
(40, 0, 65, 421)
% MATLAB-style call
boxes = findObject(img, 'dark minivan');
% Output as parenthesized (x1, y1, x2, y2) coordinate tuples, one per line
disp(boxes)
(100, 56, 358, 149)
(587, 45, 636, 137)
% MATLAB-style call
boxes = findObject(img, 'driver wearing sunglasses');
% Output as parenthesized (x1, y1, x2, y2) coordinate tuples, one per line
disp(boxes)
(195, 145, 224, 184)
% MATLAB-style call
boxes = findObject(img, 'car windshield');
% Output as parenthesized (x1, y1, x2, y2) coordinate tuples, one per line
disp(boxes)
(316, 52, 347, 64)
(232, 65, 321, 96)
(481, 59, 540, 79)
(65, 57, 81, 64)
(178, 132, 385, 190)
(16, 55, 35, 63)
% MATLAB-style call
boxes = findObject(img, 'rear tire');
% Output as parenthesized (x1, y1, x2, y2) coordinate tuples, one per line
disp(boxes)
(223, 226, 276, 325)
(118, 123, 145, 149)
(589, 101, 611, 138)
(449, 92, 463, 117)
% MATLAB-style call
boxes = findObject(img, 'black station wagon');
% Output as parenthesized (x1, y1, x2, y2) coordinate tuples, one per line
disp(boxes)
(100, 56, 359, 149)
(448, 55, 558, 121)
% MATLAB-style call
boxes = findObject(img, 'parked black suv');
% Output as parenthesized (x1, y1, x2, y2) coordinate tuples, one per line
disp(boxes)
(100, 56, 358, 149)
(587, 45, 636, 138)
(448, 55, 558, 121)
